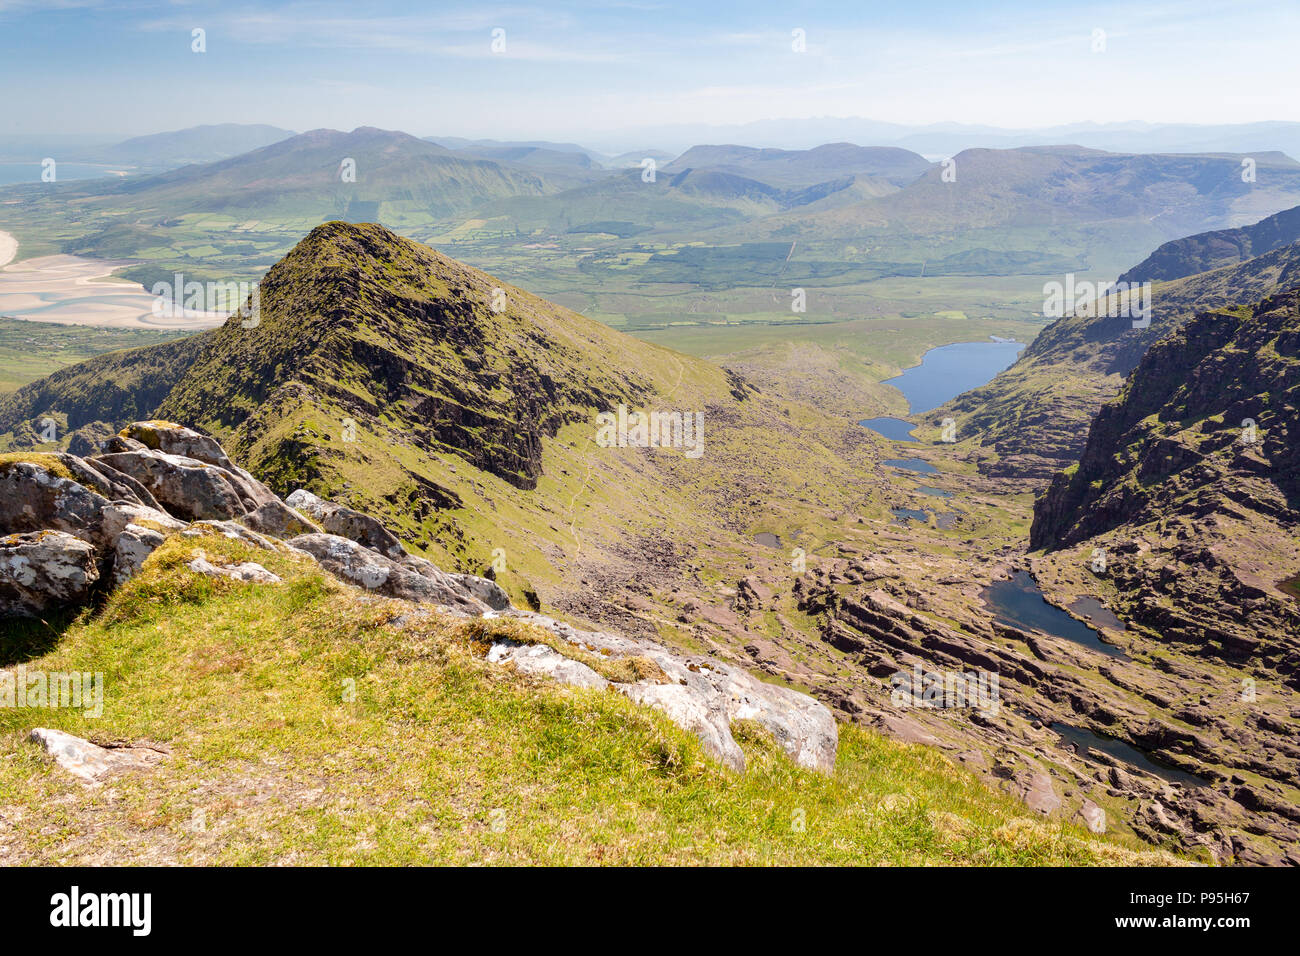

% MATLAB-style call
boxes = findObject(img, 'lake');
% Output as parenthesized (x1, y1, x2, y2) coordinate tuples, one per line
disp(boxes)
(881, 340, 1025, 415)
(1052, 723, 1209, 788)
(982, 571, 1129, 659)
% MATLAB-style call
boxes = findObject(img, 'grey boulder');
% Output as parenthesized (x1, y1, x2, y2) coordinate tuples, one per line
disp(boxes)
(287, 533, 488, 614)
(0, 531, 100, 618)
(285, 489, 407, 560)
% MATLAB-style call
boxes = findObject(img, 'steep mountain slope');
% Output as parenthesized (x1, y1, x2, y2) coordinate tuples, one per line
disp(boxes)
(0, 333, 210, 440)
(938, 222, 1300, 480)
(1119, 203, 1300, 283)
(1031, 292, 1300, 674)
(155, 220, 657, 493)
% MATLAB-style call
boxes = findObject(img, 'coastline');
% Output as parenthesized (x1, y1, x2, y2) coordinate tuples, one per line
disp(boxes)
(0, 230, 16, 268)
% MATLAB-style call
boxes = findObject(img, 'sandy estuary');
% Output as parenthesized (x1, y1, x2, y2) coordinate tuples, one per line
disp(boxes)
(0, 231, 225, 330)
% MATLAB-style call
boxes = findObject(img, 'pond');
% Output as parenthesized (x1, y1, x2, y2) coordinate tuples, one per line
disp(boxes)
(1051, 723, 1210, 788)
(1068, 596, 1127, 632)
(858, 416, 917, 441)
(982, 571, 1129, 659)
(882, 458, 939, 475)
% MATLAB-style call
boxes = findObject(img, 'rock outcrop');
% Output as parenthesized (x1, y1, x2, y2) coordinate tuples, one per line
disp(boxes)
(1, 420, 838, 776)
(28, 728, 166, 784)
(0, 531, 99, 618)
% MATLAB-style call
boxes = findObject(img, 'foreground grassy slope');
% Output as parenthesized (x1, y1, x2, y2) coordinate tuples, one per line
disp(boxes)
(0, 531, 1177, 865)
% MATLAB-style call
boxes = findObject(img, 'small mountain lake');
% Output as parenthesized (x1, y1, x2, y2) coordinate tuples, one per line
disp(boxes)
(982, 571, 1129, 659)
(859, 416, 917, 441)
(1052, 723, 1210, 788)
(882, 339, 1025, 415)
(754, 532, 782, 549)
(891, 506, 957, 528)
(916, 485, 953, 498)
(1069, 596, 1127, 632)
(882, 458, 939, 475)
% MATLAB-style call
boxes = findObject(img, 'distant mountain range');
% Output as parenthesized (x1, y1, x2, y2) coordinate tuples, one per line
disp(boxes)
(90, 124, 296, 169)
(587, 118, 1300, 160)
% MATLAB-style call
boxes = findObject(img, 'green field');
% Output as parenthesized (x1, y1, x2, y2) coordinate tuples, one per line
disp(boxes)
(0, 318, 189, 393)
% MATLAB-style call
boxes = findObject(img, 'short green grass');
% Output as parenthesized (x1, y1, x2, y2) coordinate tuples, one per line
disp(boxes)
(0, 530, 1178, 865)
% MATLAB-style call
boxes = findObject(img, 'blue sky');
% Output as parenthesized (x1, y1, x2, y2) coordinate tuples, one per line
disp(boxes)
(1, 0, 1296, 143)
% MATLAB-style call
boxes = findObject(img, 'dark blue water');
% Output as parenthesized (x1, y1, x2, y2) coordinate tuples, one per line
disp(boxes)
(882, 458, 938, 475)
(882, 340, 1025, 414)
(891, 507, 929, 523)
(1052, 723, 1209, 788)
(982, 571, 1128, 659)
(859, 417, 917, 441)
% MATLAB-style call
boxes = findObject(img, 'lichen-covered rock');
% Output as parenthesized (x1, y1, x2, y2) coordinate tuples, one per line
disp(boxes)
(286, 533, 488, 614)
(486, 640, 610, 690)
(285, 489, 406, 560)
(0, 530, 99, 618)
(497, 610, 839, 773)
(0, 457, 118, 547)
(96, 449, 276, 521)
(236, 499, 318, 539)
(186, 553, 281, 584)
(112, 524, 168, 586)
(120, 421, 235, 471)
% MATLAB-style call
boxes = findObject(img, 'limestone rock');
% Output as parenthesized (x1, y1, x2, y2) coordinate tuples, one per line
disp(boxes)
(0, 531, 99, 618)
(28, 728, 164, 784)
(285, 489, 406, 560)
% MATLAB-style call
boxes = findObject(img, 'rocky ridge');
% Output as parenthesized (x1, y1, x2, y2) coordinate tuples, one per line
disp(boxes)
(0, 421, 837, 776)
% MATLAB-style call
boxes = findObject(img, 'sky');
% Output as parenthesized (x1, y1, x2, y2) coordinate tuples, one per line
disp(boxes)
(1, 0, 1297, 146)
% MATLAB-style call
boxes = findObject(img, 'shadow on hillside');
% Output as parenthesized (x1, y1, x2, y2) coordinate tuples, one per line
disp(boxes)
(0, 610, 83, 667)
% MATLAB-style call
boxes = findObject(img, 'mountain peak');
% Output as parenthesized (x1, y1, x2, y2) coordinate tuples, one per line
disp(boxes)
(155, 225, 658, 492)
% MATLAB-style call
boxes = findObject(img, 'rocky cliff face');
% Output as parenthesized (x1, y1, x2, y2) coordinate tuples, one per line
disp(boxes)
(1119, 203, 1300, 284)
(939, 224, 1300, 482)
(1031, 291, 1300, 683)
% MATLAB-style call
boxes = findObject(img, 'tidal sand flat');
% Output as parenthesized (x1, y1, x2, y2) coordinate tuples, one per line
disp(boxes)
(0, 234, 225, 329)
